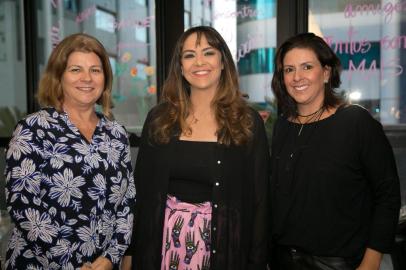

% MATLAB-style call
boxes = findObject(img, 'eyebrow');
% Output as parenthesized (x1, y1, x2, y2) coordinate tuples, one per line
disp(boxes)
(66, 64, 103, 68)
(283, 61, 315, 67)
(182, 46, 215, 54)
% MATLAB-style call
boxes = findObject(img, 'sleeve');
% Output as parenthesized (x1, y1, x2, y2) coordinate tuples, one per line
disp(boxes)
(5, 121, 61, 249)
(358, 110, 401, 253)
(102, 127, 136, 266)
(124, 110, 155, 255)
(247, 110, 271, 269)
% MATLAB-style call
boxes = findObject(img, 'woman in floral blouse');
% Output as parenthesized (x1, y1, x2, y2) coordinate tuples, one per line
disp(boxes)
(4, 33, 135, 270)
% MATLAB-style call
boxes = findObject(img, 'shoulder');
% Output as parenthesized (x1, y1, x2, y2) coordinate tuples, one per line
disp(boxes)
(16, 108, 60, 131)
(247, 106, 264, 127)
(146, 102, 170, 122)
(337, 104, 379, 125)
(334, 105, 384, 139)
(339, 104, 370, 116)
(101, 116, 129, 141)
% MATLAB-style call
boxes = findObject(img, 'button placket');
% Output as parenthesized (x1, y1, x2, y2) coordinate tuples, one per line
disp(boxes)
(211, 148, 223, 259)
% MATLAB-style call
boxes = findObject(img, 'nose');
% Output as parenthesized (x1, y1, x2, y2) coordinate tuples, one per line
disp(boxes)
(293, 69, 302, 81)
(80, 70, 92, 82)
(195, 53, 204, 66)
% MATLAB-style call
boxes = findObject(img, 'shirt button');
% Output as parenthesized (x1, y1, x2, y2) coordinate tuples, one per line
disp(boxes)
(217, 160, 221, 164)
(213, 227, 216, 231)
(212, 249, 216, 254)
(215, 182, 220, 186)
(214, 204, 218, 208)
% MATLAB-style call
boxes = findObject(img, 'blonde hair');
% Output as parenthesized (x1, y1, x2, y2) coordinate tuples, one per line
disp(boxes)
(37, 33, 114, 118)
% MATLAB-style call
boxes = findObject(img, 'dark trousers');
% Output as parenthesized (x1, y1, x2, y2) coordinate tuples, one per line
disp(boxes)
(270, 246, 361, 270)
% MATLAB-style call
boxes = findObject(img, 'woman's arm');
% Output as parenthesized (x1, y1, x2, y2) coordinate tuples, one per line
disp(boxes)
(247, 110, 271, 269)
(100, 124, 136, 267)
(120, 256, 132, 270)
(356, 248, 383, 270)
(357, 109, 400, 259)
(5, 122, 60, 248)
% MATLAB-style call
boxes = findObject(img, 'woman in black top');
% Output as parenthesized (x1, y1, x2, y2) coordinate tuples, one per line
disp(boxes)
(269, 33, 400, 270)
(122, 26, 270, 270)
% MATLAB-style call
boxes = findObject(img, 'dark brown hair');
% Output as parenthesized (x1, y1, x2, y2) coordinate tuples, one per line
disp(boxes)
(271, 32, 343, 118)
(150, 26, 253, 145)
(37, 33, 114, 118)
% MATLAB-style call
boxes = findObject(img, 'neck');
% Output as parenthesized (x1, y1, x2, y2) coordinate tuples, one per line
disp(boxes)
(297, 102, 325, 117)
(190, 90, 215, 114)
(63, 103, 97, 122)
(297, 106, 324, 117)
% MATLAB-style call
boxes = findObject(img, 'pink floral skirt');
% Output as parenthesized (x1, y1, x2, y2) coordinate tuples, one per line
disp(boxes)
(160, 195, 212, 270)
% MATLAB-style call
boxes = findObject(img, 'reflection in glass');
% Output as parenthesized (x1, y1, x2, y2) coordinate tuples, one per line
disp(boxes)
(96, 8, 115, 33)
(309, 0, 406, 124)
(184, 0, 277, 141)
(0, 210, 12, 269)
(36, 0, 156, 134)
(0, 0, 26, 137)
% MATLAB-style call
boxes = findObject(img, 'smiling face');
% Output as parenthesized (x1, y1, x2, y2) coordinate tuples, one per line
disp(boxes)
(61, 51, 105, 111)
(180, 33, 223, 94)
(283, 47, 330, 114)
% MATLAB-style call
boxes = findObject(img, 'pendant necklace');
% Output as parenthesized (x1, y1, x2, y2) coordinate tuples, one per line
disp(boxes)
(296, 107, 324, 136)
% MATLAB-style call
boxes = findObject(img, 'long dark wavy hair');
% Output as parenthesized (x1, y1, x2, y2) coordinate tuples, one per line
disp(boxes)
(271, 32, 344, 118)
(149, 26, 253, 146)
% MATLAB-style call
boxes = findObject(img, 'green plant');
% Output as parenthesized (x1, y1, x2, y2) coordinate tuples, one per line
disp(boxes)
(0, 106, 25, 137)
(249, 97, 277, 147)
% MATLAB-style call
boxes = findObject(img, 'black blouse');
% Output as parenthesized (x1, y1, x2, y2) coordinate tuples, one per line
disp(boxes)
(270, 105, 401, 258)
(168, 140, 215, 203)
(126, 104, 270, 270)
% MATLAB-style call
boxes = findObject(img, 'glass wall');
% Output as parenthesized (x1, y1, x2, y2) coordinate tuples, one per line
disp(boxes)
(36, 0, 157, 134)
(0, 0, 157, 210)
(0, 0, 26, 137)
(309, 0, 406, 125)
(184, 0, 277, 139)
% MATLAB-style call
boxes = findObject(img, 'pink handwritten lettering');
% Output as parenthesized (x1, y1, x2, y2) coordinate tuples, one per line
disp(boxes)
(114, 16, 154, 30)
(50, 22, 61, 49)
(324, 26, 371, 55)
(214, 5, 260, 20)
(51, 0, 59, 9)
(236, 34, 263, 62)
(76, 5, 96, 24)
(347, 58, 403, 81)
(381, 35, 406, 49)
(326, 32, 406, 53)
(383, 58, 403, 77)
(344, 1, 406, 23)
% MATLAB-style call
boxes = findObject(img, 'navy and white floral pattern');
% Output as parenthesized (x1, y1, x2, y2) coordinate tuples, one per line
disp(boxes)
(4, 108, 135, 270)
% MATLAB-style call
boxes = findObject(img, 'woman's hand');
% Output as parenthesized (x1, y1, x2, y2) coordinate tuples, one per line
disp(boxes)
(80, 262, 93, 270)
(89, 256, 113, 270)
(121, 256, 132, 270)
(356, 248, 382, 270)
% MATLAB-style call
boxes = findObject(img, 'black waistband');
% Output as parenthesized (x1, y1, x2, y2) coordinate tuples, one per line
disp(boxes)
(270, 245, 361, 270)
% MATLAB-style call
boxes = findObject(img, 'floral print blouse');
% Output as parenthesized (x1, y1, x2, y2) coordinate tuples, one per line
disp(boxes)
(4, 108, 135, 270)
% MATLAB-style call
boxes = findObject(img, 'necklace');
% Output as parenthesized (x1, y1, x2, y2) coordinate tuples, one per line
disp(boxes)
(296, 107, 324, 136)
(190, 114, 199, 124)
(297, 107, 324, 117)
(189, 110, 212, 125)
